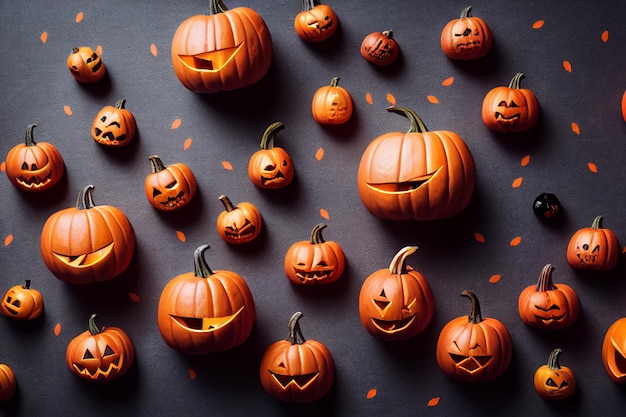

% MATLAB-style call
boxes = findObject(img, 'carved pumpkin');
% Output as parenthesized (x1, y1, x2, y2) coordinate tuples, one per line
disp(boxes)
(284, 224, 345, 285)
(40, 185, 136, 284)
(67, 46, 106, 83)
(534, 348, 576, 400)
(482, 72, 540, 133)
(145, 155, 197, 211)
(1, 280, 44, 320)
(359, 246, 434, 341)
(622, 90, 626, 123)
(91, 99, 136, 147)
(436, 290, 512, 382)
(66, 314, 134, 383)
(260, 312, 334, 403)
(357, 106, 475, 221)
(157, 244, 256, 354)
(248, 122, 294, 189)
(440, 6, 492, 60)
(360, 30, 400, 66)
(533, 192, 562, 220)
(518, 264, 579, 330)
(603, 317, 626, 383)
(567, 215, 620, 271)
(294, 0, 338, 43)
(216, 195, 262, 244)
(171, 0, 272, 93)
(311, 77, 353, 125)
(5, 124, 65, 192)
(0, 364, 16, 402)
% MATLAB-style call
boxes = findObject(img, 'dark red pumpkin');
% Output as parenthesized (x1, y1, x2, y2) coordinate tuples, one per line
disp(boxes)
(482, 72, 540, 133)
(294, 0, 338, 43)
(360, 30, 400, 66)
(567, 215, 620, 271)
(247, 122, 294, 189)
(440, 6, 492, 60)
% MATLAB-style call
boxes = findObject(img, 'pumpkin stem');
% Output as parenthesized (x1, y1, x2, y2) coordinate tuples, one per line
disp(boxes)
(219, 195, 237, 212)
(23, 280, 31, 289)
(193, 244, 214, 278)
(286, 312, 306, 345)
(259, 122, 285, 150)
(387, 107, 429, 134)
(536, 264, 557, 292)
(301, 0, 317, 12)
(460, 5, 473, 18)
(388, 246, 418, 275)
(76, 185, 96, 210)
(209, 0, 229, 14)
(71, 47, 79, 54)
(508, 72, 525, 89)
(115, 99, 127, 109)
(329, 77, 341, 88)
(25, 124, 38, 146)
(88, 313, 103, 335)
(310, 223, 327, 244)
(382, 30, 394, 39)
(591, 215, 604, 229)
(461, 290, 483, 324)
(148, 155, 166, 173)
(547, 348, 563, 371)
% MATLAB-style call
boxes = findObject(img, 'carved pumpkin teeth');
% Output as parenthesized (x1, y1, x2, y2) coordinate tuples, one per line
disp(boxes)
(495, 112, 521, 121)
(177, 44, 243, 72)
(159, 191, 185, 208)
(169, 306, 244, 333)
(294, 268, 333, 282)
(270, 371, 320, 390)
(53, 242, 114, 268)
(16, 173, 52, 188)
(72, 355, 123, 380)
(260, 171, 285, 185)
(450, 354, 493, 373)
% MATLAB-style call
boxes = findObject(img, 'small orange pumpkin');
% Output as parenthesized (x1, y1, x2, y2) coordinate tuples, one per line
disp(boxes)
(311, 77, 353, 125)
(534, 348, 576, 400)
(360, 30, 400, 66)
(0, 364, 16, 402)
(567, 215, 620, 271)
(603, 317, 626, 383)
(217, 195, 262, 244)
(440, 6, 492, 60)
(247, 122, 294, 189)
(622, 90, 626, 123)
(145, 155, 197, 211)
(1, 280, 44, 320)
(294, 0, 338, 43)
(482, 72, 540, 133)
(91, 99, 136, 147)
(67, 46, 106, 83)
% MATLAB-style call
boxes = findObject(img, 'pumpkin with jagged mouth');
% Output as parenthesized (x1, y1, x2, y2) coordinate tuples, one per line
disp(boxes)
(217, 195, 262, 244)
(145, 155, 197, 212)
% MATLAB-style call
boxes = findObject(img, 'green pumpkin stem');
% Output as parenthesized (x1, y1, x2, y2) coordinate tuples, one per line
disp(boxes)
(547, 348, 563, 371)
(329, 77, 341, 88)
(591, 215, 605, 229)
(25, 124, 38, 146)
(115, 99, 127, 109)
(23, 280, 31, 289)
(462, 290, 484, 324)
(219, 195, 237, 212)
(193, 244, 214, 278)
(286, 312, 306, 345)
(88, 313, 103, 335)
(460, 5, 473, 18)
(148, 155, 166, 173)
(301, 0, 317, 12)
(536, 264, 557, 292)
(76, 185, 96, 210)
(259, 122, 285, 150)
(209, 0, 229, 14)
(387, 107, 429, 134)
(388, 246, 418, 275)
(310, 223, 327, 244)
(508, 72, 525, 89)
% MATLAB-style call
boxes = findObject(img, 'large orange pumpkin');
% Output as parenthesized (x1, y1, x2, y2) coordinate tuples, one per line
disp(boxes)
(171, 0, 272, 93)
(482, 72, 540, 133)
(294, 0, 338, 43)
(0, 364, 16, 402)
(440, 6, 492, 60)
(145, 155, 197, 211)
(567, 215, 620, 271)
(247, 122, 294, 189)
(357, 106, 475, 221)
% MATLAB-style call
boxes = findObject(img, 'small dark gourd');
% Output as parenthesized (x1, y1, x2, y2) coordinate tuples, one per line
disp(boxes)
(533, 193, 562, 219)
(360, 30, 400, 66)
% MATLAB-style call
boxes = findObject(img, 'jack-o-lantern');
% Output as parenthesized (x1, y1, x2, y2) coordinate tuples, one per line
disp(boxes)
(533, 192, 562, 220)
(40, 185, 136, 284)
(5, 124, 65, 192)
(518, 264, 579, 330)
(248, 122, 294, 189)
(622, 90, 626, 123)
(440, 6, 492, 60)
(360, 30, 400, 66)
(294, 0, 338, 43)
(311, 77, 353, 125)
(145, 155, 197, 211)
(1, 280, 44, 320)
(67, 46, 106, 83)
(534, 348, 576, 400)
(66, 314, 134, 383)
(91, 99, 136, 147)
(284, 224, 345, 285)
(482, 72, 540, 133)
(217, 195, 262, 244)
(157, 244, 256, 354)
(567, 215, 620, 271)
(260, 312, 334, 403)
(603, 317, 626, 383)
(358, 106, 475, 221)
(359, 246, 434, 341)
(171, 0, 272, 93)
(0, 364, 16, 402)
(436, 290, 512, 382)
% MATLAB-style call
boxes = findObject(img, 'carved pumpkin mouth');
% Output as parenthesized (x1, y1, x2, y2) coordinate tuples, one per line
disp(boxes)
(2, 304, 19, 315)
(534, 314, 566, 324)
(366, 167, 441, 194)
(261, 171, 285, 186)
(456, 41, 480, 48)
(495, 112, 521, 121)
(158, 191, 186, 209)
(575, 244, 601, 264)
(449, 353, 492, 373)
(609, 339, 626, 378)
(91, 60, 103, 73)
(169, 306, 244, 333)
(370, 315, 416, 333)
(269, 371, 320, 390)
(16, 171, 52, 189)
(224, 220, 256, 240)
(293, 267, 333, 282)
(52, 242, 114, 268)
(309, 17, 333, 32)
(72, 355, 123, 380)
(177, 44, 243, 72)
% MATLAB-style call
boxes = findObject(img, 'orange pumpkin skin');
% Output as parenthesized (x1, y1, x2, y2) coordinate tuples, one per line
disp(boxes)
(248, 122, 294, 189)
(1, 280, 44, 320)
(622, 90, 626, 123)
(217, 195, 262, 244)
(294, 1, 338, 43)
(360, 30, 400, 66)
(482, 72, 540, 133)
(440, 6, 492, 61)
(157, 245, 256, 355)
(260, 312, 334, 403)
(5, 124, 65, 192)
(518, 264, 579, 330)
(40, 185, 136, 284)
(534, 348, 576, 400)
(567, 215, 620, 271)
(67, 46, 106, 83)
(358, 107, 475, 221)
(312, 77, 353, 125)
(145, 155, 197, 211)
(171, 0, 272, 93)
(91, 99, 136, 147)
(603, 317, 626, 383)
(0, 364, 16, 402)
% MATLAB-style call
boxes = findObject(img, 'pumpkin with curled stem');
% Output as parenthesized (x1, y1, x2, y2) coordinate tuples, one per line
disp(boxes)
(440, 6, 492, 60)
(67, 46, 106, 83)
(311, 77, 353, 125)
(482, 72, 540, 133)
(360, 30, 400, 66)
(0, 364, 16, 402)
(1, 280, 44, 321)
(567, 215, 620, 271)
(145, 155, 197, 211)
(534, 348, 576, 400)
(91, 99, 136, 147)
(216, 195, 262, 244)
(248, 122, 294, 189)
(294, 0, 338, 43)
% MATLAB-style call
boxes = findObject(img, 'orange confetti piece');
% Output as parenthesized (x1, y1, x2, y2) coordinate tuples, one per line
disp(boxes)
(4, 234, 13, 247)
(76, 12, 84, 23)
(54, 323, 62, 336)
(512, 177, 523, 188)
(571, 122, 580, 135)
(176, 230, 186, 242)
(64, 106, 73, 116)
(427, 397, 440, 407)
(366, 389, 377, 399)
(588, 162, 598, 173)
(150, 44, 158, 57)
(489, 274, 502, 283)
(474, 232, 485, 243)
(221, 161, 233, 170)
(532, 20, 544, 29)
(427, 95, 439, 104)
(183, 138, 192, 150)
(315, 148, 324, 161)
(40, 31, 48, 43)
(129, 292, 141, 302)
(188, 369, 197, 380)
(365, 93, 373, 105)
(171, 118, 182, 129)
(441, 77, 454, 86)
(386, 93, 396, 106)
(510, 236, 522, 247)
(320, 208, 330, 220)
(563, 60, 572, 72)
(601, 30, 609, 43)
(520, 155, 531, 166)
(0, 161, 5, 172)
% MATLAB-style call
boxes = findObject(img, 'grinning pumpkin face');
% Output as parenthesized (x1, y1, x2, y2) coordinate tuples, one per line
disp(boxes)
(360, 30, 400, 66)
(603, 318, 626, 383)
(248, 122, 294, 189)
(216, 195, 262, 244)
(67, 46, 106, 83)
(1, 280, 44, 321)
(145, 155, 197, 211)
(482, 73, 540, 133)
(294, 1, 338, 43)
(91, 99, 136, 147)
(567, 215, 620, 271)
(440, 6, 492, 60)
(534, 348, 576, 400)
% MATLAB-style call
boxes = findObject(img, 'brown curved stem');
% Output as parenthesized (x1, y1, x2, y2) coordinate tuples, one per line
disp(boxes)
(219, 195, 236, 212)
(536, 264, 557, 292)
(23, 280, 32, 289)
(301, 0, 317, 12)
(591, 215, 604, 229)
(547, 348, 563, 370)
(460, 5, 473, 18)
(209, 0, 228, 14)
(329, 77, 341, 87)
(76, 185, 96, 210)
(310, 224, 327, 244)
(388, 246, 418, 275)
(259, 122, 285, 150)
(193, 244, 214, 278)
(387, 107, 429, 134)
(115, 99, 127, 109)
(508, 72, 525, 89)
(25, 124, 38, 146)
(462, 290, 483, 324)
(286, 312, 306, 345)
(148, 155, 166, 173)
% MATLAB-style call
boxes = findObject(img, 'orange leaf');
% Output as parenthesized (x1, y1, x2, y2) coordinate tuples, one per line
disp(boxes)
(129, 292, 141, 302)
(176, 230, 186, 242)
(512, 177, 523, 188)
(365, 93, 373, 105)
(532, 20, 544, 29)
(441, 77, 454, 86)
(188, 369, 197, 380)
(40, 31, 48, 43)
(520, 155, 531, 167)
(320, 208, 330, 220)
(63, 106, 73, 116)
(4, 234, 13, 247)
(571, 122, 580, 135)
(427, 397, 440, 407)
(171, 118, 182, 129)
(563, 60, 572, 72)
(183, 138, 192, 150)
(0, 161, 5, 172)
(315, 148, 324, 161)
(366, 388, 377, 399)
(221, 161, 233, 170)
(427, 95, 439, 104)
(489, 274, 502, 283)
(588, 162, 598, 173)
(510, 236, 522, 246)
(474, 232, 485, 243)
(150, 44, 158, 57)
(54, 323, 62, 336)
(76, 12, 84, 23)
(386, 93, 396, 106)
(601, 30, 609, 43)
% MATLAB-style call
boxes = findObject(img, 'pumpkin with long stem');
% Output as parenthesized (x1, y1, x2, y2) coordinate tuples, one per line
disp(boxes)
(440, 6, 492, 60)
(482, 72, 540, 133)
(534, 348, 576, 400)
(567, 215, 620, 271)
(1, 280, 44, 320)
(217, 195, 262, 244)
(145, 155, 197, 211)
(248, 122, 294, 189)
(294, 0, 338, 43)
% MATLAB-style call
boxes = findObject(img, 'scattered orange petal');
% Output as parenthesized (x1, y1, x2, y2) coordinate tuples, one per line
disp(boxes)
(366, 388, 377, 399)
(0, 161, 5, 172)
(171, 118, 182, 129)
(512, 177, 523, 188)
(427, 397, 441, 407)
(563, 60, 572, 72)
(176, 230, 186, 242)
(54, 323, 62, 336)
(571, 122, 580, 135)
(510, 236, 522, 247)
(64, 106, 73, 116)
(40, 31, 48, 43)
(601, 30, 609, 43)
(386, 93, 396, 106)
(441, 77, 454, 86)
(183, 138, 192, 150)
(128, 292, 141, 302)
(427, 95, 439, 104)
(474, 232, 485, 243)
(221, 161, 233, 170)
(320, 208, 330, 219)
(622, 246, 626, 253)
(188, 369, 197, 380)
(76, 12, 84, 23)
(588, 162, 598, 173)
(365, 93, 373, 105)
(150, 44, 158, 57)
(489, 274, 502, 283)
(315, 148, 324, 161)
(96, 45, 102, 55)
(520, 155, 531, 166)
(4, 234, 13, 247)
(532, 20, 544, 29)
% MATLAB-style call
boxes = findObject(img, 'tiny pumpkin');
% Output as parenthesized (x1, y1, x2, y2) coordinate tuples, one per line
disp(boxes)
(567, 215, 620, 271)
(91, 99, 136, 147)
(311, 77, 353, 125)
(294, 0, 338, 43)
(216, 195, 262, 244)
(248, 122, 294, 189)
(67, 46, 106, 83)
(482, 72, 540, 133)
(622, 90, 626, 123)
(1, 280, 44, 320)
(360, 30, 400, 66)
(260, 312, 334, 403)
(0, 364, 16, 402)
(145, 155, 197, 211)
(533, 192, 562, 220)
(5, 124, 65, 192)
(440, 6, 492, 60)
(603, 317, 626, 383)
(534, 348, 576, 401)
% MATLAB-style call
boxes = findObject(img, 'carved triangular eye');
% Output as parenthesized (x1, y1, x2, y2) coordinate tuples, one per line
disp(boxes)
(546, 377, 558, 387)
(165, 180, 177, 189)
(103, 345, 115, 357)
(83, 349, 94, 359)
(153, 188, 162, 197)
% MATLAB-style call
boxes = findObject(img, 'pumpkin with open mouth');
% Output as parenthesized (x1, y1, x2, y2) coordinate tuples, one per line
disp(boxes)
(603, 317, 626, 383)
(216, 195, 262, 244)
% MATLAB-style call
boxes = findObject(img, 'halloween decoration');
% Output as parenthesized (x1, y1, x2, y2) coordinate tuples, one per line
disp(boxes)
(40, 185, 136, 284)
(518, 264, 579, 330)
(145, 155, 197, 211)
(622, 90, 626, 123)
(440, 6, 492, 60)
(284, 224, 345, 285)
(603, 317, 626, 383)
(533, 192, 562, 219)
(436, 290, 512, 382)
(216, 195, 262, 244)
(67, 46, 106, 83)
(359, 246, 434, 341)
(360, 30, 400, 66)
(260, 312, 334, 403)
(1, 280, 44, 320)
(248, 122, 294, 189)
(0, 364, 16, 402)
(171, 0, 272, 93)
(482, 72, 540, 133)
(311, 77, 353, 125)
(5, 124, 65, 192)
(567, 215, 620, 271)
(157, 244, 256, 354)
(534, 348, 576, 400)
(91, 99, 136, 147)
(294, 0, 338, 43)
(66, 314, 134, 383)
(357, 106, 475, 221)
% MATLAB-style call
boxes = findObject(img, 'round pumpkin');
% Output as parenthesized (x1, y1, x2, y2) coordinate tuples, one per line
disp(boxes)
(284, 224, 345, 285)
(567, 215, 620, 271)
(294, 0, 338, 43)
(357, 106, 475, 221)
(440, 6, 492, 60)
(1, 280, 44, 320)
(482, 72, 540, 133)
(5, 124, 65, 192)
(311, 77, 353, 125)
(91, 99, 136, 147)
(360, 30, 400, 66)
(436, 290, 512, 382)
(171, 0, 272, 93)
(534, 348, 576, 400)
(621, 90, 626, 123)
(359, 246, 434, 341)
(40, 185, 136, 284)
(0, 364, 16, 402)
(67, 46, 106, 83)
(603, 317, 626, 383)
(157, 244, 256, 354)
(260, 312, 334, 403)
(248, 122, 294, 189)
(217, 195, 262, 244)
(145, 155, 197, 211)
